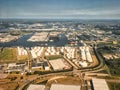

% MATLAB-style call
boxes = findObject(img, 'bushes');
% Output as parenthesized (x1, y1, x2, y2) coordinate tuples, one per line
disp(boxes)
(98, 46, 120, 76)
(108, 82, 120, 90)
(105, 60, 120, 76)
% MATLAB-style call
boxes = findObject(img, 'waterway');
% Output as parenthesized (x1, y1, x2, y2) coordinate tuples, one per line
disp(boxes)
(0, 33, 68, 47)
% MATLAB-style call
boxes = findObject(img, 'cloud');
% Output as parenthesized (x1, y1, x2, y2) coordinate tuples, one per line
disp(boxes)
(0, 6, 120, 19)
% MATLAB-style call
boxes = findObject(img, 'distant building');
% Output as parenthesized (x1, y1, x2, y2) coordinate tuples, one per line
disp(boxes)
(50, 84, 80, 90)
(27, 84, 45, 90)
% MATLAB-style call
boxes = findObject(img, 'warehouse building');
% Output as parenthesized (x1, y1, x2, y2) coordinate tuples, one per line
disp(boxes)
(27, 84, 45, 90)
(50, 84, 80, 90)
(92, 78, 109, 90)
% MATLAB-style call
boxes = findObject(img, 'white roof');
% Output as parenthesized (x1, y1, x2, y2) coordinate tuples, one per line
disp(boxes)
(92, 78, 109, 90)
(50, 84, 80, 90)
(49, 59, 66, 70)
(27, 84, 45, 90)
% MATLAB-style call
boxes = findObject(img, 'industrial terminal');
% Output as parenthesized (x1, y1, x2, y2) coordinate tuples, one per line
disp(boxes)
(0, 20, 120, 90)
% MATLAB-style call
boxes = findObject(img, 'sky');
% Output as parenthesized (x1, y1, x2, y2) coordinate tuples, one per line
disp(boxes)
(0, 0, 120, 19)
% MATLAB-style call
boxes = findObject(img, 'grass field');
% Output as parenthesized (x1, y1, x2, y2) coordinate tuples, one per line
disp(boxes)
(0, 48, 17, 62)
(0, 47, 29, 62)
(17, 55, 29, 61)
(53, 76, 82, 85)
(46, 55, 62, 60)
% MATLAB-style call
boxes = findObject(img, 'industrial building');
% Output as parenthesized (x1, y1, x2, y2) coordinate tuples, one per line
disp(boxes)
(50, 84, 80, 90)
(49, 59, 67, 70)
(6, 63, 25, 73)
(31, 62, 43, 70)
(92, 78, 109, 90)
(27, 84, 45, 90)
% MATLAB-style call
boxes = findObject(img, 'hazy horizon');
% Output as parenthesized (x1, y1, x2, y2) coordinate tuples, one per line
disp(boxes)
(0, 0, 120, 19)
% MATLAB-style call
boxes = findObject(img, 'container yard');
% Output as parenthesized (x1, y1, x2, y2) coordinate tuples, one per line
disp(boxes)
(0, 33, 19, 43)
(27, 32, 49, 42)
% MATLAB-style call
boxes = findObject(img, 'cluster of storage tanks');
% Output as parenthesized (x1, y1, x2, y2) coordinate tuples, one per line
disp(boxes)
(17, 47, 28, 56)
(45, 47, 60, 56)
(17, 46, 93, 68)
(64, 46, 93, 68)
(64, 47, 76, 59)
(44, 47, 76, 59)
(80, 46, 93, 63)
(30, 47, 44, 58)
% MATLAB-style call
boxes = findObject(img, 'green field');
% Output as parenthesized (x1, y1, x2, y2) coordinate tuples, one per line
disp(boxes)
(97, 45, 120, 76)
(45, 55, 62, 60)
(0, 48, 17, 62)
(107, 82, 120, 90)
(105, 60, 120, 76)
